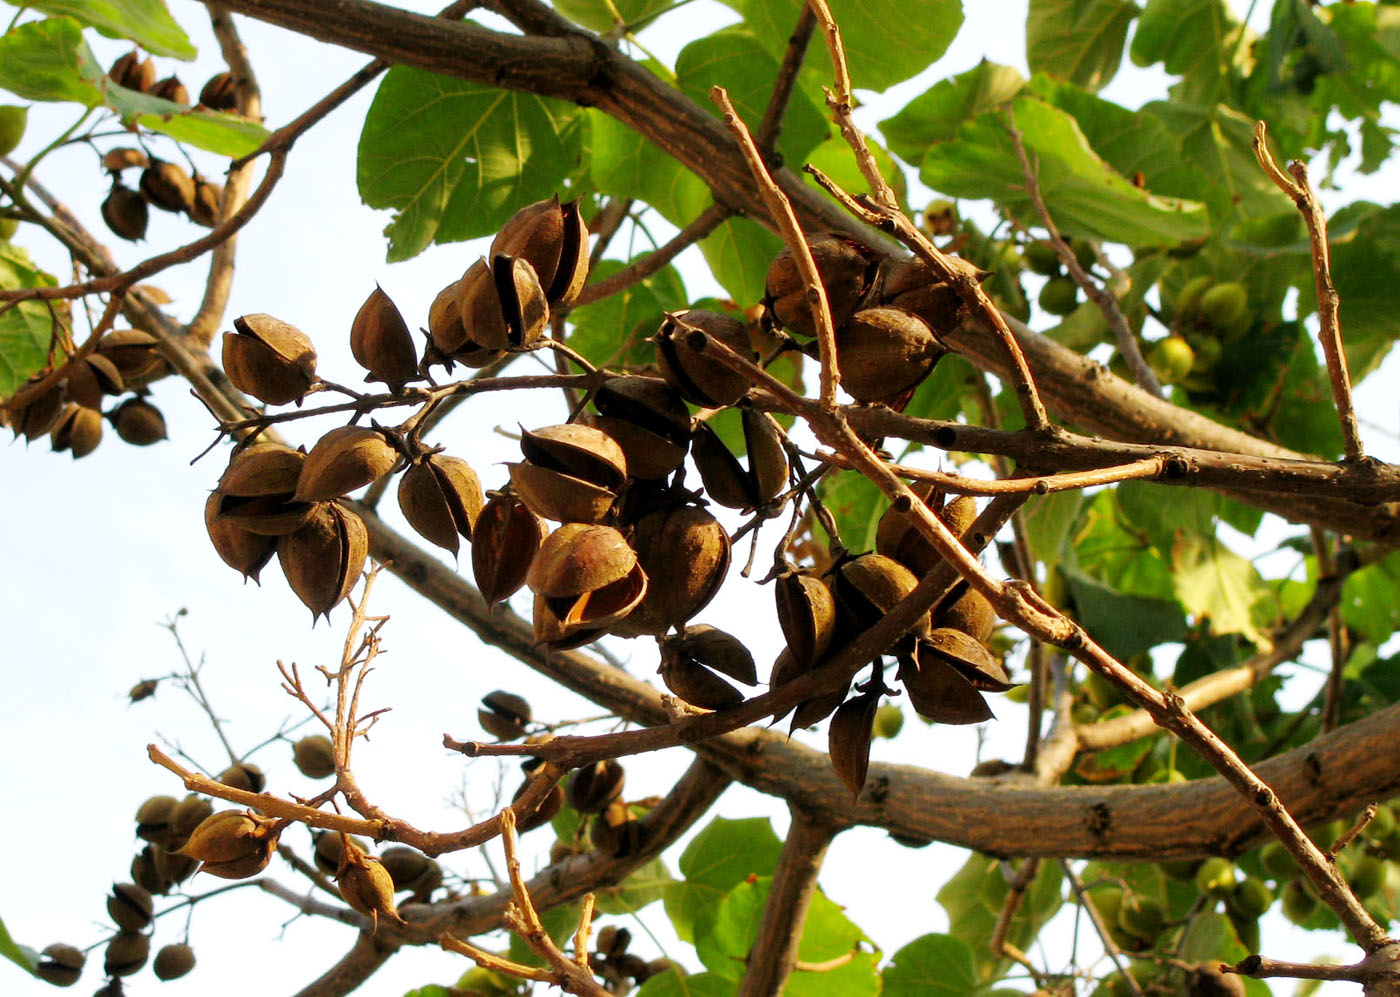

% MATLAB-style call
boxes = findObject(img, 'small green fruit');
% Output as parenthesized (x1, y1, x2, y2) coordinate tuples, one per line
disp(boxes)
(1229, 910, 1260, 952)
(1172, 275, 1213, 321)
(1004, 683, 1031, 704)
(1024, 241, 1061, 276)
(1116, 894, 1165, 941)
(1083, 670, 1119, 711)
(1146, 768, 1187, 784)
(0, 105, 27, 157)
(1367, 804, 1397, 843)
(1038, 276, 1079, 316)
(872, 703, 904, 739)
(0, 216, 17, 240)
(1378, 827, 1400, 862)
(1200, 282, 1248, 328)
(1070, 238, 1097, 270)
(1227, 876, 1273, 919)
(1281, 877, 1318, 924)
(1195, 856, 1237, 899)
(1347, 853, 1386, 898)
(1160, 858, 1200, 881)
(1148, 336, 1195, 385)
(1259, 841, 1297, 880)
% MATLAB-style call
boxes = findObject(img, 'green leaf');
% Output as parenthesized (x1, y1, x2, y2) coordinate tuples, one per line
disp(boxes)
(879, 61, 1026, 166)
(403, 987, 453, 997)
(937, 855, 1061, 980)
(1020, 490, 1084, 581)
(664, 817, 783, 942)
(699, 216, 783, 304)
(737, 0, 962, 94)
(592, 856, 675, 915)
(550, 0, 675, 33)
(635, 971, 736, 997)
(566, 257, 687, 370)
(676, 27, 830, 166)
(21, 0, 196, 58)
(1144, 100, 1293, 221)
(587, 110, 708, 226)
(1130, 0, 1238, 105)
(0, 912, 38, 975)
(1065, 569, 1188, 660)
(1069, 490, 1177, 602)
(1342, 551, 1400, 644)
(0, 19, 264, 156)
(881, 933, 978, 997)
(357, 67, 585, 261)
(800, 133, 906, 206)
(0, 241, 60, 398)
(918, 96, 1209, 246)
(695, 878, 879, 996)
(1026, 0, 1138, 92)
(819, 469, 884, 555)
(1170, 533, 1275, 650)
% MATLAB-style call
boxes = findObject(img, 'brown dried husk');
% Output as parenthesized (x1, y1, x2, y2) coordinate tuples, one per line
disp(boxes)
(98, 328, 167, 382)
(508, 462, 618, 524)
(66, 353, 124, 409)
(336, 847, 405, 931)
(923, 627, 1014, 691)
(590, 800, 644, 857)
(111, 397, 167, 446)
(200, 71, 238, 110)
(490, 196, 590, 306)
(527, 523, 638, 598)
(879, 256, 988, 337)
(8, 379, 63, 440)
(835, 553, 928, 639)
(828, 691, 879, 799)
(590, 376, 690, 480)
(567, 759, 626, 814)
(521, 423, 628, 489)
(659, 654, 743, 710)
(223, 313, 317, 405)
(190, 176, 222, 227)
(140, 160, 196, 214)
(764, 233, 879, 337)
(50, 404, 103, 457)
(533, 561, 647, 641)
(456, 255, 549, 351)
(659, 624, 756, 686)
(935, 587, 996, 644)
(835, 306, 941, 404)
(653, 309, 755, 408)
(876, 486, 977, 579)
(350, 286, 418, 385)
(101, 183, 149, 241)
(627, 505, 730, 633)
(690, 407, 788, 510)
(775, 572, 835, 669)
(215, 442, 309, 532)
(513, 780, 564, 833)
(472, 494, 547, 604)
(178, 810, 279, 877)
(897, 647, 994, 724)
(295, 425, 399, 502)
(397, 454, 484, 556)
(278, 503, 368, 619)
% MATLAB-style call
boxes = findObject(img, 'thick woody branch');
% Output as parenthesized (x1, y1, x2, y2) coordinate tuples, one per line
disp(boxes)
(736, 810, 836, 997)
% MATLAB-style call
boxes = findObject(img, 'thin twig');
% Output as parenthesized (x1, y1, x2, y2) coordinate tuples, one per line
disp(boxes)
(989, 859, 1044, 982)
(1312, 526, 1348, 733)
(755, 5, 816, 154)
(1063, 862, 1144, 997)
(571, 202, 730, 308)
(1253, 121, 1364, 461)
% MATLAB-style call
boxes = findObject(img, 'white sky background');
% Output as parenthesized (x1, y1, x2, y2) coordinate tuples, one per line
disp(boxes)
(2, 1, 1397, 994)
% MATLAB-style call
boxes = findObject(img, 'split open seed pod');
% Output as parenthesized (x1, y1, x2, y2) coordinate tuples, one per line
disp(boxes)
(65, 353, 124, 410)
(834, 552, 928, 641)
(8, 377, 63, 441)
(660, 625, 756, 685)
(178, 809, 280, 879)
(589, 376, 690, 481)
(455, 254, 548, 352)
(109, 51, 156, 92)
(203, 493, 275, 582)
(591, 800, 644, 858)
(190, 175, 222, 227)
(397, 453, 484, 557)
(879, 255, 988, 337)
(896, 643, 995, 725)
(213, 442, 313, 535)
(472, 493, 547, 604)
(277, 502, 368, 619)
(654, 309, 756, 408)
(828, 691, 880, 800)
(336, 844, 406, 933)
(296, 425, 399, 502)
(509, 423, 627, 524)
(479, 690, 532, 740)
(490, 196, 590, 307)
(36, 942, 84, 987)
(775, 572, 835, 669)
(876, 485, 976, 578)
(923, 627, 1013, 691)
(622, 504, 730, 635)
(567, 759, 626, 814)
(764, 233, 880, 337)
(104, 931, 150, 977)
(351, 286, 419, 386)
(934, 586, 996, 645)
(513, 776, 564, 833)
(140, 160, 196, 215)
(98, 328, 167, 383)
(107, 883, 153, 932)
(200, 71, 238, 110)
(690, 406, 788, 510)
(526, 523, 647, 641)
(380, 845, 442, 901)
(222, 313, 317, 405)
(835, 306, 942, 405)
(49, 404, 103, 458)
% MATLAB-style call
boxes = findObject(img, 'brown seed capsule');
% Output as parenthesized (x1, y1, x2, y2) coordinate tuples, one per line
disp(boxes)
(479, 690, 532, 740)
(97, 328, 166, 383)
(788, 680, 850, 733)
(397, 453, 484, 557)
(66, 353, 125, 409)
(7, 377, 63, 441)
(880, 256, 988, 337)
(836, 307, 942, 404)
(876, 486, 977, 579)
(589, 376, 690, 481)
(150, 75, 189, 104)
(775, 572, 835, 669)
(690, 406, 788, 510)
(658, 649, 744, 711)
(168, 795, 214, 851)
(109, 51, 155, 92)
(156, 842, 199, 886)
(140, 160, 196, 214)
(427, 278, 503, 367)
(336, 840, 407, 933)
(128, 677, 159, 702)
(278, 502, 369, 620)
(214, 442, 314, 536)
(896, 646, 993, 725)
(509, 423, 627, 524)
(223, 313, 317, 405)
(101, 147, 149, 173)
(590, 801, 644, 858)
(110, 397, 167, 445)
(199, 71, 238, 111)
(654, 309, 756, 408)
(828, 691, 879, 800)
(153, 943, 196, 981)
(491, 196, 590, 307)
(295, 425, 399, 502)
(456, 255, 549, 351)
(923, 627, 1013, 691)
(217, 761, 265, 794)
(764, 233, 879, 337)
(179, 809, 280, 879)
(834, 553, 928, 640)
(567, 759, 626, 814)
(37, 942, 85, 987)
(204, 493, 275, 583)
(513, 777, 564, 833)
(624, 505, 730, 634)
(293, 734, 336, 779)
(131, 844, 168, 895)
(351, 286, 419, 386)
(135, 795, 177, 843)
(527, 523, 647, 640)
(472, 494, 547, 604)
(106, 883, 153, 932)
(313, 831, 367, 877)
(935, 587, 996, 645)
(190, 175, 222, 227)
(101, 182, 149, 241)
(659, 625, 756, 686)
(595, 925, 631, 959)
(104, 931, 150, 977)
(49, 404, 103, 458)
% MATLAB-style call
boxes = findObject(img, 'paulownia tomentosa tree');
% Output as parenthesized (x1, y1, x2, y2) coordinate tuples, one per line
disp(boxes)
(6, 0, 1400, 994)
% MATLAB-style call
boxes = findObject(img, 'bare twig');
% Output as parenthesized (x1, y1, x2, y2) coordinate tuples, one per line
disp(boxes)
(571, 202, 730, 308)
(1253, 121, 1363, 461)
(756, 5, 816, 154)
(989, 859, 1045, 982)
(1063, 862, 1144, 996)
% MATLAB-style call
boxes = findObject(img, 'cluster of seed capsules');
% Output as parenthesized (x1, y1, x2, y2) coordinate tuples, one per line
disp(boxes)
(98, 50, 247, 242)
(4, 327, 170, 457)
(204, 196, 1017, 798)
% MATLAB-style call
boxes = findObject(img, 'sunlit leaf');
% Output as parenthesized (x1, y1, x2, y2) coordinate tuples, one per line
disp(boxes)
(19, 0, 195, 58)
(1026, 0, 1138, 92)
(0, 242, 60, 398)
